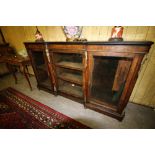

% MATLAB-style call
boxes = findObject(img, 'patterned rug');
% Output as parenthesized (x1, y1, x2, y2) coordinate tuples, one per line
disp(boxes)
(0, 87, 90, 129)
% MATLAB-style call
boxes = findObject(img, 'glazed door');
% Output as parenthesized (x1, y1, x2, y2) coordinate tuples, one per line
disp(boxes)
(49, 50, 84, 101)
(87, 52, 133, 110)
(28, 48, 54, 92)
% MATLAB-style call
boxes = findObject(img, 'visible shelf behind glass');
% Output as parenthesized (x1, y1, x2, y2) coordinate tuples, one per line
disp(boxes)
(56, 61, 83, 71)
(53, 52, 83, 71)
(58, 72, 82, 85)
(58, 80, 83, 98)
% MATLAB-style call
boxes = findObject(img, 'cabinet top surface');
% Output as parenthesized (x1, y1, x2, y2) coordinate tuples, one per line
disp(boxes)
(24, 41, 153, 46)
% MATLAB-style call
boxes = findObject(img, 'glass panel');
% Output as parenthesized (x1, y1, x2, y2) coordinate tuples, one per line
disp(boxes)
(90, 56, 132, 106)
(31, 51, 52, 90)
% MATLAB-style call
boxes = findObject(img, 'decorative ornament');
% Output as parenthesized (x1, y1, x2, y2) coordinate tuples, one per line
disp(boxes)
(35, 26, 44, 42)
(63, 26, 84, 41)
(109, 26, 124, 41)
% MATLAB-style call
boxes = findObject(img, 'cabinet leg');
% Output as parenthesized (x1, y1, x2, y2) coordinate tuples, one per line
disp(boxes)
(7, 64, 18, 84)
(26, 65, 31, 77)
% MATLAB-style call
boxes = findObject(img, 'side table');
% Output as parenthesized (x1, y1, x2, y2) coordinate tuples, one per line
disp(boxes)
(1, 55, 32, 90)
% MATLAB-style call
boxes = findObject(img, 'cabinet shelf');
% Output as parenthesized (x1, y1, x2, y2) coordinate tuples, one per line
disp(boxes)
(59, 81, 83, 98)
(58, 72, 83, 85)
(55, 61, 83, 71)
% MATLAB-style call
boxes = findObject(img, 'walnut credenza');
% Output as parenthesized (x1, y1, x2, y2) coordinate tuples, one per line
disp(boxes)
(24, 41, 153, 120)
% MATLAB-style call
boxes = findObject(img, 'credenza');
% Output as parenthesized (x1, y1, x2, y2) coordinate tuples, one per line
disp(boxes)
(24, 41, 153, 120)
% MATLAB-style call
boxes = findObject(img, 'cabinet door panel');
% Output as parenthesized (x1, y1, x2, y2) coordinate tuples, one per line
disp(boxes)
(88, 54, 132, 107)
(49, 50, 85, 102)
(29, 49, 54, 92)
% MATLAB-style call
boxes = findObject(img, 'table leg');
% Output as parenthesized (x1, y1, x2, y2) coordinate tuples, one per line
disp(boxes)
(26, 65, 30, 77)
(19, 65, 23, 74)
(23, 65, 32, 90)
(6, 63, 18, 84)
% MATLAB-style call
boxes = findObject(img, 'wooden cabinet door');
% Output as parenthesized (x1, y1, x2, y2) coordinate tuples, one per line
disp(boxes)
(48, 48, 85, 102)
(26, 45, 54, 93)
(87, 51, 134, 112)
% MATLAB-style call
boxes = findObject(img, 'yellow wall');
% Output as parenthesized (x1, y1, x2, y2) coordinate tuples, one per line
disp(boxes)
(1, 26, 155, 108)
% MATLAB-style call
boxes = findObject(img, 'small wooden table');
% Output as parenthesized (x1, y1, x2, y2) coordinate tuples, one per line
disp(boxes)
(0, 55, 32, 90)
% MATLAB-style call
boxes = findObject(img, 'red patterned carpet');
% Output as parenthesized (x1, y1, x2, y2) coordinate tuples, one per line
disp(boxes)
(0, 87, 90, 129)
